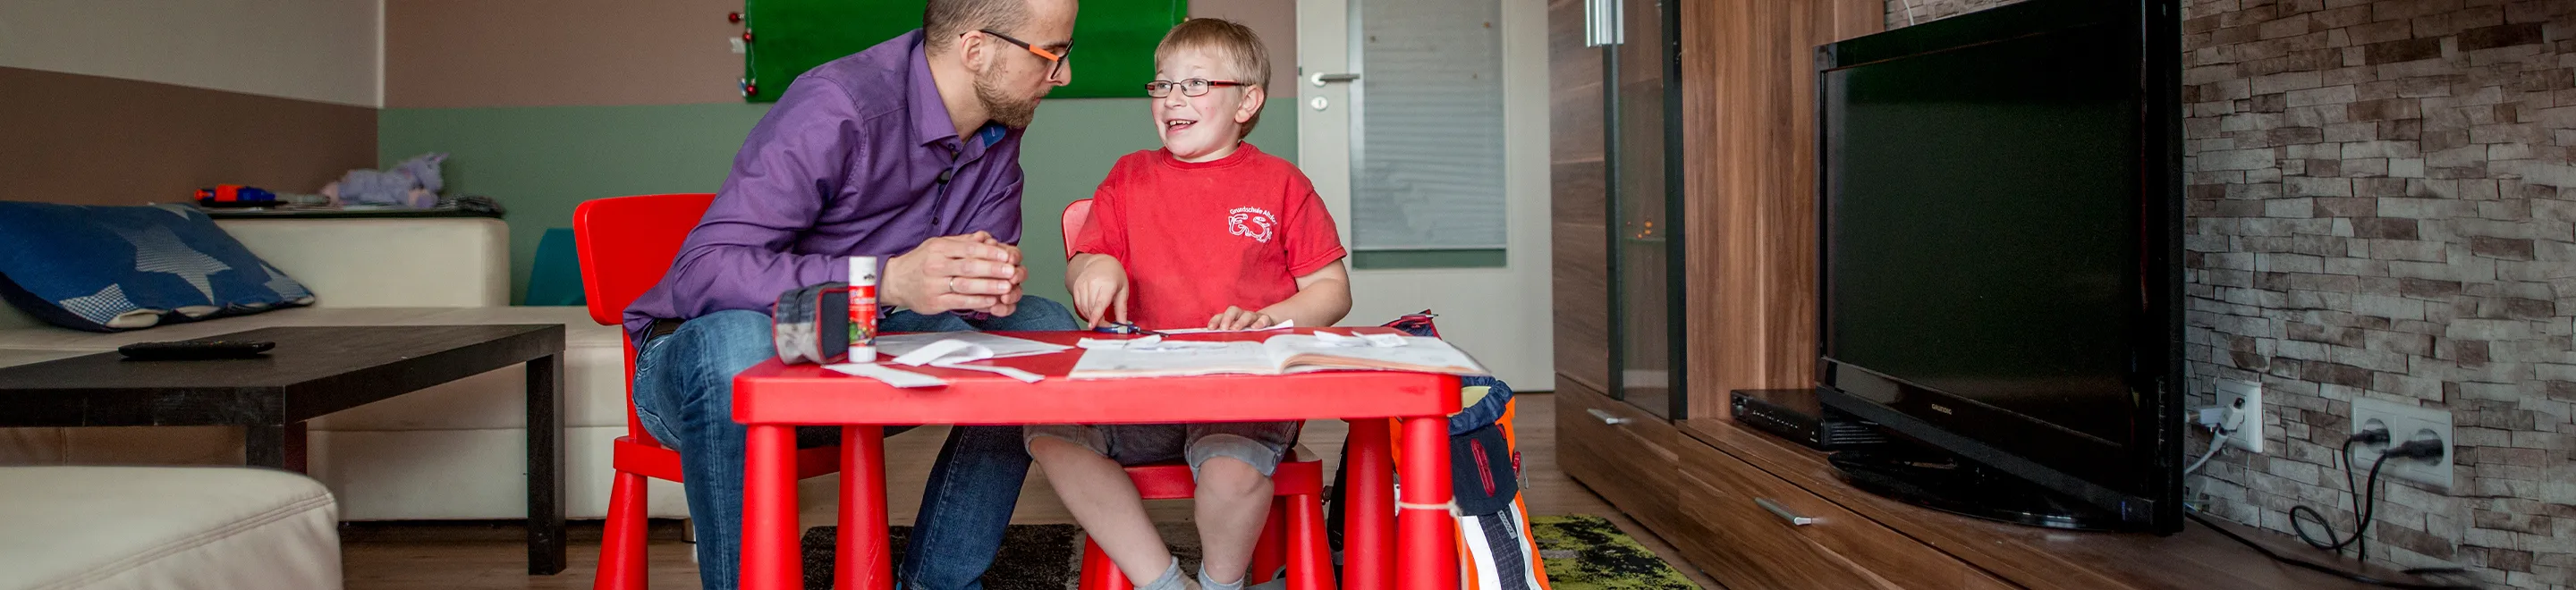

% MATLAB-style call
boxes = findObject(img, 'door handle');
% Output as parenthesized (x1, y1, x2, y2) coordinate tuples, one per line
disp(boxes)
(1757, 498, 1818, 526)
(1586, 408, 1629, 426)
(1309, 72, 1360, 88)
(1584, 0, 1624, 46)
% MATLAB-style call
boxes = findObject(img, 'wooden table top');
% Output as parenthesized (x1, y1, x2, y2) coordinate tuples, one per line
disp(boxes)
(0, 324, 563, 426)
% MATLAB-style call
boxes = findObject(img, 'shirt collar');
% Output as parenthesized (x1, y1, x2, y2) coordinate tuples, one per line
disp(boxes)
(907, 30, 963, 149)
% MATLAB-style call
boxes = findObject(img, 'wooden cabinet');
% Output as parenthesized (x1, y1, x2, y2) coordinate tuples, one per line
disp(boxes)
(1672, 427, 2010, 590)
(1553, 382, 1683, 537)
(1652, 418, 2450, 589)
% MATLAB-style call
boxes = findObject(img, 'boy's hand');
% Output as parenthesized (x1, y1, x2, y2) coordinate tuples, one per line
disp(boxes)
(1208, 307, 1279, 332)
(1069, 256, 1130, 328)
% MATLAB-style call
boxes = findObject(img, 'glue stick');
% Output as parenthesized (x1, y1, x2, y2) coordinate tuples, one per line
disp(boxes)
(848, 257, 878, 362)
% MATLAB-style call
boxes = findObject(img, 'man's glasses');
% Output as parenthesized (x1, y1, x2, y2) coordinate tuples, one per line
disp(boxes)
(1144, 79, 1247, 97)
(978, 29, 1069, 80)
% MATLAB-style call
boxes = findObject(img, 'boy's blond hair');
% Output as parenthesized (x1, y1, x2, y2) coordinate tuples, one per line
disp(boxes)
(1156, 18, 1269, 139)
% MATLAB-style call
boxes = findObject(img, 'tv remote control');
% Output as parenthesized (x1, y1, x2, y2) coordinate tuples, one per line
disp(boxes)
(117, 340, 275, 360)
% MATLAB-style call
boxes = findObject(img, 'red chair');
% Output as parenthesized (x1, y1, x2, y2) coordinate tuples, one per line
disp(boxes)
(576, 193, 843, 590)
(1060, 199, 1335, 590)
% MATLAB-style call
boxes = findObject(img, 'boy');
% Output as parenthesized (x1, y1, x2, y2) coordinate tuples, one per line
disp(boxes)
(1030, 18, 1352, 590)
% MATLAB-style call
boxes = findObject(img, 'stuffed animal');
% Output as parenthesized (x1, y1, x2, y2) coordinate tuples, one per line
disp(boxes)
(322, 153, 446, 208)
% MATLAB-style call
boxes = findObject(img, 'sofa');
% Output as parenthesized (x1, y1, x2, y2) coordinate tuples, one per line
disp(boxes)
(0, 217, 688, 521)
(0, 466, 341, 590)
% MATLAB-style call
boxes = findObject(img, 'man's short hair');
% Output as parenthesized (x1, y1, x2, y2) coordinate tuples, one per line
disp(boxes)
(924, 0, 1030, 55)
(1156, 18, 1271, 138)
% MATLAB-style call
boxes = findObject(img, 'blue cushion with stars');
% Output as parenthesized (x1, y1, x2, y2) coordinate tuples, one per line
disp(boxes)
(0, 202, 316, 332)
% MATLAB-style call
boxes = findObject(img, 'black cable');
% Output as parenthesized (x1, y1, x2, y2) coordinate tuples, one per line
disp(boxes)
(2292, 438, 2371, 553)
(2358, 453, 2390, 562)
(2186, 510, 2479, 589)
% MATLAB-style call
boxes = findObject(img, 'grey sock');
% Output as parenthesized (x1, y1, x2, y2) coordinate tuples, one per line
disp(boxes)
(1199, 566, 1246, 590)
(1140, 558, 1191, 590)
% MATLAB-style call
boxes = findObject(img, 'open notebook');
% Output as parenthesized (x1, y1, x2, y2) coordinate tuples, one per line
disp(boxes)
(1068, 333, 1488, 380)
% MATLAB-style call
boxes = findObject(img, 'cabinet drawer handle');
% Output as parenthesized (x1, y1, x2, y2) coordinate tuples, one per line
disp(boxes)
(1586, 408, 1630, 425)
(1756, 498, 1818, 526)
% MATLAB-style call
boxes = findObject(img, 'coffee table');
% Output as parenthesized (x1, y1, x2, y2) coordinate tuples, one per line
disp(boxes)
(0, 324, 570, 575)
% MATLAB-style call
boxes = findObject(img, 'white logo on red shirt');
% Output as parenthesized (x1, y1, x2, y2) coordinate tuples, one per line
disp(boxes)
(1227, 207, 1277, 243)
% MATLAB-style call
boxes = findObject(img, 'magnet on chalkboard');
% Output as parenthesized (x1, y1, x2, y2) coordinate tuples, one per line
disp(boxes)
(728, 12, 742, 23)
(742, 30, 755, 43)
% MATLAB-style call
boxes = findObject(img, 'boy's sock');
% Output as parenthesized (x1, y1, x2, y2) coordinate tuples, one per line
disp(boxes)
(1140, 557, 1194, 590)
(1199, 566, 1245, 590)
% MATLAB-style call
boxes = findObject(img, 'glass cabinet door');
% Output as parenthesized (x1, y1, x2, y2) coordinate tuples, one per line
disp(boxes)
(1605, 0, 1683, 419)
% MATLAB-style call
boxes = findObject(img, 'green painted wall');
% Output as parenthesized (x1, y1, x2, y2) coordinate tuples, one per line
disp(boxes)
(377, 99, 1296, 310)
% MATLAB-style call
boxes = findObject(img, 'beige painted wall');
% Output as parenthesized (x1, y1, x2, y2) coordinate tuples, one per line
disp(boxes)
(384, 0, 743, 108)
(0, 0, 382, 106)
(384, 0, 1297, 108)
(0, 67, 378, 206)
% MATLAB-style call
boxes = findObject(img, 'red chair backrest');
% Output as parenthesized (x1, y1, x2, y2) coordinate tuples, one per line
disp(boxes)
(1060, 199, 1092, 259)
(574, 193, 717, 327)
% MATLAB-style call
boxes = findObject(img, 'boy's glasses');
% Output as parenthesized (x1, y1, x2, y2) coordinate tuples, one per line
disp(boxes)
(978, 29, 1070, 80)
(1144, 79, 1246, 97)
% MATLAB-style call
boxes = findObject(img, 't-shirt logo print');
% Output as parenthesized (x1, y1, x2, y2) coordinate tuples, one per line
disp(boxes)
(1227, 207, 1278, 243)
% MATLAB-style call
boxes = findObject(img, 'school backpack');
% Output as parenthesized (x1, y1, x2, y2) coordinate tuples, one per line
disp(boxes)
(1324, 310, 1550, 590)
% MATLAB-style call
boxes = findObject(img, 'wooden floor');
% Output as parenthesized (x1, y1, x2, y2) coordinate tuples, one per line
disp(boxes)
(341, 393, 1724, 589)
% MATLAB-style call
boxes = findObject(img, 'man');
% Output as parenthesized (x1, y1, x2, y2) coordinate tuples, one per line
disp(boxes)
(621, 0, 1080, 587)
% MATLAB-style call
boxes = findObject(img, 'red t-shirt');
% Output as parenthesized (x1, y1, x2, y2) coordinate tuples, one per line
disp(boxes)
(1073, 143, 1347, 330)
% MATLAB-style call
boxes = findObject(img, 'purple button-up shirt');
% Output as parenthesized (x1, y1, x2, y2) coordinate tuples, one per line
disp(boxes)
(623, 30, 1025, 345)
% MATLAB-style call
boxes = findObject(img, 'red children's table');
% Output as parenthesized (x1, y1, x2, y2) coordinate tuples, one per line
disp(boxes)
(729, 329, 1462, 590)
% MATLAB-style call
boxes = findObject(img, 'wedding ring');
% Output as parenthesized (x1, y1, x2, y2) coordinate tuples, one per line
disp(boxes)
(948, 276, 959, 293)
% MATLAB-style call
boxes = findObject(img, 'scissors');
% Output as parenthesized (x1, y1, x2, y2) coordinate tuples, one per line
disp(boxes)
(1091, 321, 1167, 336)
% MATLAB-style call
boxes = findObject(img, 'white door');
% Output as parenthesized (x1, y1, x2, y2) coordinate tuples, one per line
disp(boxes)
(1299, 0, 1553, 388)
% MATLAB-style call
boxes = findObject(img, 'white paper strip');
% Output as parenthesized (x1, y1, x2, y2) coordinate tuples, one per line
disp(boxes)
(824, 362, 948, 388)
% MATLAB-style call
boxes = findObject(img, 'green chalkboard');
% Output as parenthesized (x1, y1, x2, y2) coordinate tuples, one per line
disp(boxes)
(743, 0, 1187, 103)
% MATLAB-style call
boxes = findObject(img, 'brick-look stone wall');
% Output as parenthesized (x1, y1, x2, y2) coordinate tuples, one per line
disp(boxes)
(1881, 0, 2576, 587)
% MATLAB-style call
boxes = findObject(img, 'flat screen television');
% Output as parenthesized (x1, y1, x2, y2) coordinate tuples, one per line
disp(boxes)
(1813, 0, 2184, 534)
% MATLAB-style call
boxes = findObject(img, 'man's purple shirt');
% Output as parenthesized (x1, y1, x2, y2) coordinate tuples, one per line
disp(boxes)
(623, 30, 1025, 345)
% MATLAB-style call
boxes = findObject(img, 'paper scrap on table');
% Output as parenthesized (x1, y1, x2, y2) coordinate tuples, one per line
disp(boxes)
(930, 361, 1045, 383)
(826, 362, 948, 388)
(890, 339, 992, 367)
(1078, 334, 1226, 351)
(885, 337, 1048, 382)
(1314, 331, 1408, 348)
(875, 332, 1069, 360)
(1157, 320, 1296, 335)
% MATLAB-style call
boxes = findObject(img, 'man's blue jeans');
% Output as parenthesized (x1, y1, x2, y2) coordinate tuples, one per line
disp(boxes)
(632, 297, 1080, 590)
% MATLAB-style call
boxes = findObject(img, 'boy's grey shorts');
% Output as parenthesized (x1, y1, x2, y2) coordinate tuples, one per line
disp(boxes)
(1024, 421, 1300, 476)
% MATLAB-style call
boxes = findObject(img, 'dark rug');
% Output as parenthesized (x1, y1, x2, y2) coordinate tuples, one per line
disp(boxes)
(800, 515, 1696, 590)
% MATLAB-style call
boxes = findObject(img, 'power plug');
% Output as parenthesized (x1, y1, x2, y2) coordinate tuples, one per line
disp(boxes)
(2215, 379, 2266, 453)
(2385, 438, 2445, 461)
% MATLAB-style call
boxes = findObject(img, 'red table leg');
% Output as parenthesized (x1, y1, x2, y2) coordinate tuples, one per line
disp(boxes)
(1342, 418, 1395, 590)
(1397, 416, 1456, 589)
(742, 424, 799, 590)
(839, 426, 894, 590)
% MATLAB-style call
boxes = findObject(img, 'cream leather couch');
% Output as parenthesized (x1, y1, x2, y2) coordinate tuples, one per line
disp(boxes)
(0, 466, 341, 590)
(0, 217, 687, 521)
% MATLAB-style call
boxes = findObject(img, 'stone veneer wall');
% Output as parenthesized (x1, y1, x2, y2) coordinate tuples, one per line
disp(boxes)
(1880, 0, 2576, 586)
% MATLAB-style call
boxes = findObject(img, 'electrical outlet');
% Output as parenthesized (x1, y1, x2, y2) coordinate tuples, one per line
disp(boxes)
(2350, 397, 2453, 489)
(2215, 379, 2264, 453)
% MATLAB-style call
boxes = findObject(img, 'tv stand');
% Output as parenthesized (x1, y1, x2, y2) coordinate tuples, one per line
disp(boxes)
(1557, 384, 2444, 588)
(1828, 446, 2124, 532)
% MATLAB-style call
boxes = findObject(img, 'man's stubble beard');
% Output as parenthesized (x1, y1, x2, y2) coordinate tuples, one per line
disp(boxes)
(975, 64, 1040, 129)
